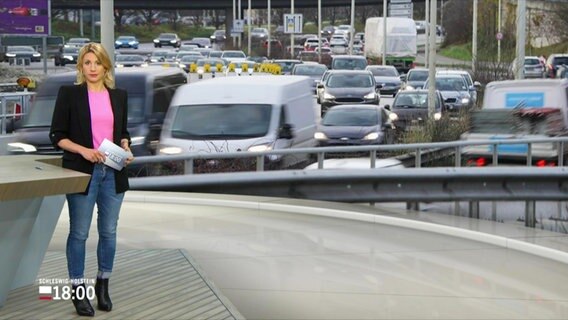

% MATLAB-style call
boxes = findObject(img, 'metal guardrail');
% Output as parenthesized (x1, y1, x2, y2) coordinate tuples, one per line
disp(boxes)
(131, 137, 568, 228)
(133, 136, 568, 172)
(0, 91, 35, 134)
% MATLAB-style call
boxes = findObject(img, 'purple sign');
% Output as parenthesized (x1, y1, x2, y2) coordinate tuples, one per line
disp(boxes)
(0, 0, 49, 35)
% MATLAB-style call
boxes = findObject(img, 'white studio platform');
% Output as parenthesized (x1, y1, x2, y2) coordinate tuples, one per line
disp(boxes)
(38, 192, 568, 319)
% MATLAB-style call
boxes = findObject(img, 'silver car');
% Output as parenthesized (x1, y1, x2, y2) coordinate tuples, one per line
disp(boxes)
(424, 75, 472, 114)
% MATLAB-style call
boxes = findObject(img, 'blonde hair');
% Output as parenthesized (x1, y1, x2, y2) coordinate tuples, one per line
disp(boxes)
(75, 42, 115, 88)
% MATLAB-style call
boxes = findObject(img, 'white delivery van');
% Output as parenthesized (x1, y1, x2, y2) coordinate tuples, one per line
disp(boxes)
(159, 75, 317, 171)
(461, 79, 568, 166)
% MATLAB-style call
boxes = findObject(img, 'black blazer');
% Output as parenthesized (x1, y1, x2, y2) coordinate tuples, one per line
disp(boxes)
(49, 84, 131, 194)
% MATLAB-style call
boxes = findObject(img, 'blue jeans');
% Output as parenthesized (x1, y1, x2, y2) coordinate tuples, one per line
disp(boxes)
(66, 164, 125, 281)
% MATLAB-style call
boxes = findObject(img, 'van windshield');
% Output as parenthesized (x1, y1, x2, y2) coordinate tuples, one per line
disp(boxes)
(171, 104, 272, 139)
(21, 95, 145, 128)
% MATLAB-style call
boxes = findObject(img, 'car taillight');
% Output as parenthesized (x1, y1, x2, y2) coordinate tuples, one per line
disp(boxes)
(15, 103, 21, 121)
(475, 157, 486, 167)
(535, 160, 556, 167)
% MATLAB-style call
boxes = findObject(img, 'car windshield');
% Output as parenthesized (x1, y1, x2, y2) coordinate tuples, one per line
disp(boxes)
(197, 59, 224, 66)
(525, 58, 540, 66)
(429, 77, 467, 91)
(293, 65, 326, 76)
(407, 70, 429, 81)
(322, 108, 379, 126)
(223, 51, 246, 58)
(394, 93, 430, 109)
(180, 56, 201, 63)
(118, 36, 134, 41)
(553, 56, 568, 65)
(327, 74, 373, 88)
(172, 104, 272, 139)
(160, 34, 176, 39)
(63, 47, 79, 54)
(368, 68, 398, 77)
(332, 58, 367, 70)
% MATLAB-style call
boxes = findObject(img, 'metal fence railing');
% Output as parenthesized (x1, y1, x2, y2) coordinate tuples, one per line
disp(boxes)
(0, 91, 35, 134)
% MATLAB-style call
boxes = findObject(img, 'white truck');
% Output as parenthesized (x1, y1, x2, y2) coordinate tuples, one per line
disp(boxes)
(364, 17, 417, 73)
(460, 79, 568, 166)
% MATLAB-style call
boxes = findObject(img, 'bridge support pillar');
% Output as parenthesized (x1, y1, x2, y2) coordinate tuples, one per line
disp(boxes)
(525, 200, 536, 228)
(469, 201, 479, 219)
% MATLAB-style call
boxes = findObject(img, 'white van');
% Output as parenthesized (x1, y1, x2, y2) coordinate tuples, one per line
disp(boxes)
(159, 75, 317, 171)
(461, 79, 568, 165)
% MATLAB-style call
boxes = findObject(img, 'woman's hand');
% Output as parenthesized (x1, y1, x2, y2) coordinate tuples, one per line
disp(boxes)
(121, 139, 134, 166)
(80, 147, 106, 164)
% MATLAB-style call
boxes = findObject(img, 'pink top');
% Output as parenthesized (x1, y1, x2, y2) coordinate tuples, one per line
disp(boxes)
(88, 89, 114, 149)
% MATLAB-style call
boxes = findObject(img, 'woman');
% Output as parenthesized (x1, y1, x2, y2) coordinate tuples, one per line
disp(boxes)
(49, 42, 133, 317)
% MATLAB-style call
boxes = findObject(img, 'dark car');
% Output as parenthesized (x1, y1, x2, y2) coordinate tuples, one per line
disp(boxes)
(386, 89, 446, 131)
(291, 63, 328, 94)
(365, 65, 402, 97)
(424, 75, 472, 113)
(330, 55, 368, 70)
(115, 36, 139, 49)
(4, 46, 41, 64)
(401, 68, 429, 90)
(272, 59, 303, 75)
(545, 54, 568, 78)
(153, 33, 181, 48)
(210, 30, 226, 43)
(318, 70, 380, 114)
(115, 54, 147, 67)
(190, 37, 212, 48)
(315, 105, 395, 147)
(55, 46, 80, 66)
(320, 25, 336, 38)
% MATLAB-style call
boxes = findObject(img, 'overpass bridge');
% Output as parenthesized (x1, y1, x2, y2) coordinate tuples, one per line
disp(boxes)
(51, 0, 426, 10)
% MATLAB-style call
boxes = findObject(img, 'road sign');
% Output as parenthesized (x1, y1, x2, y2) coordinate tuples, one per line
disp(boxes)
(284, 14, 303, 34)
(232, 19, 244, 33)
(390, 3, 412, 10)
(389, 3, 413, 18)
(496, 32, 503, 40)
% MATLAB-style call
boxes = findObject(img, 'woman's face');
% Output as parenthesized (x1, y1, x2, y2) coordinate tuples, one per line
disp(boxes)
(82, 52, 105, 86)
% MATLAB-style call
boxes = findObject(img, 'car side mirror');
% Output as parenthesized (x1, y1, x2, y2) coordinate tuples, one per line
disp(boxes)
(278, 123, 294, 139)
(376, 83, 383, 89)
(473, 81, 481, 88)
(317, 83, 324, 89)
(384, 104, 391, 111)
(399, 74, 406, 81)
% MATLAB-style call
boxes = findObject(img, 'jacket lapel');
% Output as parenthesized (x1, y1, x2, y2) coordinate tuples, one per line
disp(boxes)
(108, 88, 121, 144)
(78, 84, 94, 148)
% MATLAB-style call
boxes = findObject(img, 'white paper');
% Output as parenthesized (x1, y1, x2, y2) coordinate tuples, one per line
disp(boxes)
(98, 138, 132, 170)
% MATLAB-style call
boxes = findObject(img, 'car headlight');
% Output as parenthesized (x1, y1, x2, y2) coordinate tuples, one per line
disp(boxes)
(33, 53, 41, 57)
(434, 112, 442, 120)
(63, 55, 73, 60)
(6, 53, 15, 57)
(159, 146, 182, 155)
(197, 68, 204, 74)
(363, 132, 379, 140)
(115, 41, 121, 44)
(323, 92, 335, 100)
(129, 41, 136, 45)
(7, 142, 37, 153)
(389, 112, 399, 121)
(314, 132, 328, 140)
(405, 85, 415, 90)
(116, 63, 124, 67)
(461, 97, 470, 104)
(364, 91, 376, 99)
(210, 35, 215, 39)
(153, 39, 159, 43)
(141, 63, 148, 67)
(170, 40, 177, 43)
(248, 144, 272, 152)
